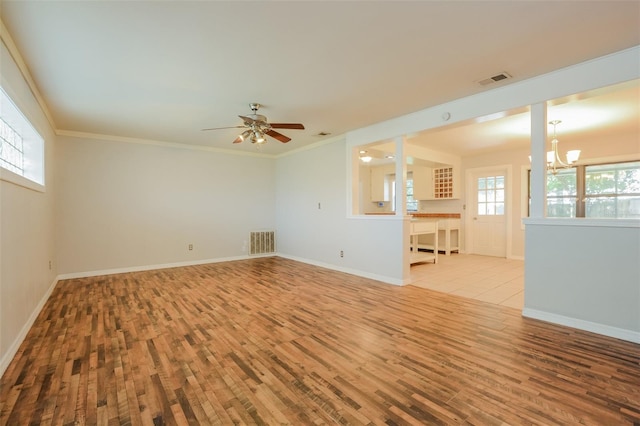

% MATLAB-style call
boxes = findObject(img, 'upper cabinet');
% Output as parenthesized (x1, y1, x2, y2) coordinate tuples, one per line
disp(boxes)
(370, 166, 390, 202)
(412, 165, 459, 200)
(412, 166, 433, 200)
(433, 166, 456, 199)
(407, 143, 461, 200)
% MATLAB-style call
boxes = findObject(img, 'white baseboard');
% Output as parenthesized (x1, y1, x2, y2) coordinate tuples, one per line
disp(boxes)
(522, 308, 640, 344)
(56, 255, 265, 280)
(0, 276, 59, 378)
(277, 253, 405, 286)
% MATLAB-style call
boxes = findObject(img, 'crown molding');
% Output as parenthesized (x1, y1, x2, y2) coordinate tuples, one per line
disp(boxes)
(0, 19, 57, 132)
(56, 129, 276, 158)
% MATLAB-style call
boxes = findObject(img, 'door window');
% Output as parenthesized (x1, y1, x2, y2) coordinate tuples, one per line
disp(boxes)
(477, 175, 505, 215)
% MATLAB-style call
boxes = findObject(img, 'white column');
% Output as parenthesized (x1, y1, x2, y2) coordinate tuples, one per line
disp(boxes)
(530, 103, 547, 218)
(394, 136, 407, 216)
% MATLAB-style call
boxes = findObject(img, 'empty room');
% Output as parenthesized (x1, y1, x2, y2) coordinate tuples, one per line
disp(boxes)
(1, 1, 639, 424)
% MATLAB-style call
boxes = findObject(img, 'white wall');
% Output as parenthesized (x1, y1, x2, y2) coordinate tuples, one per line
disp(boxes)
(55, 135, 277, 276)
(0, 38, 57, 374)
(523, 221, 640, 342)
(276, 139, 407, 284)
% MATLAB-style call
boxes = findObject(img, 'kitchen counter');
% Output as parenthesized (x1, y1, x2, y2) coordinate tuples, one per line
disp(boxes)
(411, 213, 461, 219)
(365, 212, 461, 218)
(413, 215, 460, 255)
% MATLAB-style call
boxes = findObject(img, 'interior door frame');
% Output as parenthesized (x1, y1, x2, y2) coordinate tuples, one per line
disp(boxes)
(465, 165, 513, 258)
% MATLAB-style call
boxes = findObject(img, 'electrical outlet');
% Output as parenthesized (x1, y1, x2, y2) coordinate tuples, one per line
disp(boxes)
(318, 202, 321, 209)
(188, 244, 193, 251)
(340, 250, 344, 258)
(48, 260, 52, 270)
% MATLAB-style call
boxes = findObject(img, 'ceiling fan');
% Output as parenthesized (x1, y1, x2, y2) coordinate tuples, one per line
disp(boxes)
(202, 103, 305, 144)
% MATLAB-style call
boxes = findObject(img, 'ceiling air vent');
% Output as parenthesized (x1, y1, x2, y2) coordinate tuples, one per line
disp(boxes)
(477, 72, 512, 86)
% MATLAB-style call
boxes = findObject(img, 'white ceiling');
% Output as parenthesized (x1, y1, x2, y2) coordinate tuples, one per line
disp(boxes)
(1, 1, 639, 156)
(406, 80, 640, 157)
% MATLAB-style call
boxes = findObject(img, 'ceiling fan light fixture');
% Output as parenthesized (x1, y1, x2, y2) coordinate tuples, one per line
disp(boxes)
(203, 103, 304, 145)
(252, 130, 266, 144)
(238, 129, 251, 142)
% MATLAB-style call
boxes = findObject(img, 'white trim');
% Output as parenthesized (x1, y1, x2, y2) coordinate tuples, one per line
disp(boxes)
(0, 167, 45, 192)
(60, 252, 406, 287)
(56, 129, 272, 158)
(0, 276, 59, 378)
(277, 253, 405, 286)
(57, 128, 345, 161)
(56, 255, 266, 280)
(523, 217, 640, 228)
(0, 22, 57, 131)
(522, 308, 640, 344)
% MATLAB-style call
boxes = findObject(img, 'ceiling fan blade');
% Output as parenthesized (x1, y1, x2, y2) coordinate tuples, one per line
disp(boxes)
(266, 129, 291, 143)
(269, 123, 305, 130)
(232, 135, 244, 144)
(201, 125, 245, 131)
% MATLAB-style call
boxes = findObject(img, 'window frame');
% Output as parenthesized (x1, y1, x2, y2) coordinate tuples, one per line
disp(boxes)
(526, 159, 640, 219)
(0, 86, 45, 191)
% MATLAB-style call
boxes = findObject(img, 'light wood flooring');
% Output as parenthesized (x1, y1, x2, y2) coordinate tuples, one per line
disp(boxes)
(1, 257, 639, 425)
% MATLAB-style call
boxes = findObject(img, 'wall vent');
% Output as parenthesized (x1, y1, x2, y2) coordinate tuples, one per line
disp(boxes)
(477, 72, 512, 86)
(249, 231, 276, 255)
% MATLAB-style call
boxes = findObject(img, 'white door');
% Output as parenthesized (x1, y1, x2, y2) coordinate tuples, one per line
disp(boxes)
(469, 171, 507, 257)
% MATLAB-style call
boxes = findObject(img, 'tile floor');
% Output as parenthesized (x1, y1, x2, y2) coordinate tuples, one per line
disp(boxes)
(409, 253, 524, 310)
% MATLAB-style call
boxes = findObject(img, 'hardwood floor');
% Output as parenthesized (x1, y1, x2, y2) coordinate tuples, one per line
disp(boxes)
(1, 257, 639, 425)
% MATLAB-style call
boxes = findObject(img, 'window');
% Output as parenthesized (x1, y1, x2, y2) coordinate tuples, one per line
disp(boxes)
(0, 87, 44, 187)
(528, 161, 640, 218)
(389, 173, 418, 212)
(477, 175, 505, 215)
(406, 173, 418, 212)
(585, 162, 640, 218)
(546, 168, 577, 217)
(0, 116, 24, 174)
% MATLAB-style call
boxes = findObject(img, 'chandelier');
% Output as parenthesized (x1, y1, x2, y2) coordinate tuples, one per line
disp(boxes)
(546, 120, 580, 174)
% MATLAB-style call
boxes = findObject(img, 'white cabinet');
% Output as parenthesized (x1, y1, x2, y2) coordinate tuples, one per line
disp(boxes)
(412, 166, 433, 200)
(417, 218, 460, 255)
(410, 220, 438, 264)
(433, 167, 459, 199)
(438, 218, 460, 255)
(412, 166, 459, 200)
(370, 167, 389, 202)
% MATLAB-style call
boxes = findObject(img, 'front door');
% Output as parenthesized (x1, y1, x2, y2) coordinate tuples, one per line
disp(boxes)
(470, 170, 507, 257)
